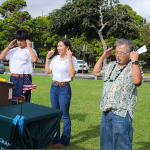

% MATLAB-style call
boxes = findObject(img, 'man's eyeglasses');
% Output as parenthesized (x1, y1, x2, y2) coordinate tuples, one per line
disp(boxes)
(115, 51, 128, 56)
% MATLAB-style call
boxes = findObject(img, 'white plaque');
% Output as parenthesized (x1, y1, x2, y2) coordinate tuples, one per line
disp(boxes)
(8, 88, 12, 99)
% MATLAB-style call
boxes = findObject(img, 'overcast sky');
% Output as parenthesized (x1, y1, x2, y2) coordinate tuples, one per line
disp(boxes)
(0, 0, 150, 22)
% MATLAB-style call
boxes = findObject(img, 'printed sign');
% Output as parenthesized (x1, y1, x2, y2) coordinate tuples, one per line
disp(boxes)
(137, 45, 147, 54)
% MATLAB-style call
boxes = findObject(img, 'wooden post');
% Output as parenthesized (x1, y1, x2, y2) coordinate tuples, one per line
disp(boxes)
(95, 76, 97, 80)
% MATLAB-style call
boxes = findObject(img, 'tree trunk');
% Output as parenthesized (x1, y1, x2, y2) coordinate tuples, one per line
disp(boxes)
(98, 30, 107, 65)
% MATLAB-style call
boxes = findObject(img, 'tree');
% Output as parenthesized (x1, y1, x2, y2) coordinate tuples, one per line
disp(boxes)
(48, 0, 119, 50)
(70, 33, 96, 64)
(104, 4, 144, 39)
(0, 0, 31, 51)
(70, 33, 118, 66)
(48, 0, 144, 64)
(0, 0, 62, 61)
(139, 23, 150, 67)
(0, 0, 27, 18)
(28, 16, 62, 61)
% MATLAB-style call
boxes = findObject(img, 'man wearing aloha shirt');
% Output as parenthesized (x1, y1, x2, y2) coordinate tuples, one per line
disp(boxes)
(93, 38, 143, 149)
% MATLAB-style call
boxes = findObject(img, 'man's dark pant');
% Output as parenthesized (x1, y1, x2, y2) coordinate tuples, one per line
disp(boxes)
(10, 75, 31, 102)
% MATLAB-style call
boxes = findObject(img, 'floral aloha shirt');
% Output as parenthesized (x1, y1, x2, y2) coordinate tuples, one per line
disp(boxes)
(99, 61, 143, 118)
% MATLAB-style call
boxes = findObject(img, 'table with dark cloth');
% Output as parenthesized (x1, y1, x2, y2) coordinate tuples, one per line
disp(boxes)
(0, 102, 62, 149)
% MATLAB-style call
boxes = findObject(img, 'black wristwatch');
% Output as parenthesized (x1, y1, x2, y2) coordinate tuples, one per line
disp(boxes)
(132, 61, 138, 65)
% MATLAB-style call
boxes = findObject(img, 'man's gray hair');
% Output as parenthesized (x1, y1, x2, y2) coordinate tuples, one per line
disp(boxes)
(116, 38, 133, 53)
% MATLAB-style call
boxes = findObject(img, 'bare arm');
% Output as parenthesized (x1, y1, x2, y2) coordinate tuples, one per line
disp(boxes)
(130, 51, 142, 85)
(45, 50, 55, 75)
(0, 39, 16, 60)
(92, 55, 105, 76)
(26, 40, 38, 62)
(68, 58, 76, 77)
(45, 58, 52, 74)
(132, 65, 142, 85)
(93, 47, 113, 76)
(67, 50, 76, 77)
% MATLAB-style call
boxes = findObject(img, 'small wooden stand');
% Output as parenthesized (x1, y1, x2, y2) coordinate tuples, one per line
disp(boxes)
(0, 81, 15, 106)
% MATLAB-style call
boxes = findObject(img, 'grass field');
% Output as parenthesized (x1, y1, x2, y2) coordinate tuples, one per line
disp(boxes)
(0, 74, 150, 149)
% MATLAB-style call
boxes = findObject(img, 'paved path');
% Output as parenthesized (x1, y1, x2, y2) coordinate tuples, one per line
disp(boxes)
(4, 69, 102, 80)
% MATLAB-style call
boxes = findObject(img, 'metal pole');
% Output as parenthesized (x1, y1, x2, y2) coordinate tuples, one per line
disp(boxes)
(31, 42, 34, 49)
(82, 51, 85, 74)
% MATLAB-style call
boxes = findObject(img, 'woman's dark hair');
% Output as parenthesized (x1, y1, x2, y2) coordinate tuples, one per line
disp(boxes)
(54, 39, 72, 56)
(15, 29, 28, 40)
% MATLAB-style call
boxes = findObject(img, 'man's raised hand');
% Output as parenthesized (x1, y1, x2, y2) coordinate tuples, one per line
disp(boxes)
(102, 47, 113, 59)
(8, 39, 17, 49)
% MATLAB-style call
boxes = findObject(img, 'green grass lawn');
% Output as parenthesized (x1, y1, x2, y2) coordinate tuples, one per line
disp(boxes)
(144, 72, 150, 76)
(0, 74, 150, 149)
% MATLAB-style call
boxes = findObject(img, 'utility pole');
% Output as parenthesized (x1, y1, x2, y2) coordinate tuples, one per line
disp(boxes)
(82, 44, 87, 74)
(31, 42, 34, 49)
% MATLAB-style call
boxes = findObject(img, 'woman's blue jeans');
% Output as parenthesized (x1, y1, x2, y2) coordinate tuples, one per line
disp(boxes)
(50, 83, 71, 146)
(100, 111, 133, 149)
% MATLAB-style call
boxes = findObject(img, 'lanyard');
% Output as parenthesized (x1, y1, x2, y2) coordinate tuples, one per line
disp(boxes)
(104, 60, 131, 82)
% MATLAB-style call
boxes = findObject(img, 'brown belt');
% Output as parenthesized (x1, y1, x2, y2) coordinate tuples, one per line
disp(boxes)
(12, 73, 31, 77)
(53, 81, 69, 86)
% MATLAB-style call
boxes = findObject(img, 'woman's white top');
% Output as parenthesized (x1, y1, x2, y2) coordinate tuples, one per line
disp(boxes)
(5, 47, 37, 74)
(50, 55, 78, 82)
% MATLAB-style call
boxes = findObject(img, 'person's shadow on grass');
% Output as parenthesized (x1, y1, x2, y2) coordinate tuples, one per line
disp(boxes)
(135, 142, 150, 149)
(70, 123, 100, 149)
(71, 113, 88, 122)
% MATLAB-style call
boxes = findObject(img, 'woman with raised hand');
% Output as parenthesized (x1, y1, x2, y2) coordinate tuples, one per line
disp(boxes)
(45, 39, 78, 148)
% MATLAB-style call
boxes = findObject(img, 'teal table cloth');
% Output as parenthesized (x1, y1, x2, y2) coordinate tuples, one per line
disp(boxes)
(0, 102, 62, 149)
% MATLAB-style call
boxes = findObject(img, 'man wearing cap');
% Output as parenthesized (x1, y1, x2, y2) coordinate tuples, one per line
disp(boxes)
(93, 38, 143, 149)
(0, 29, 38, 102)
